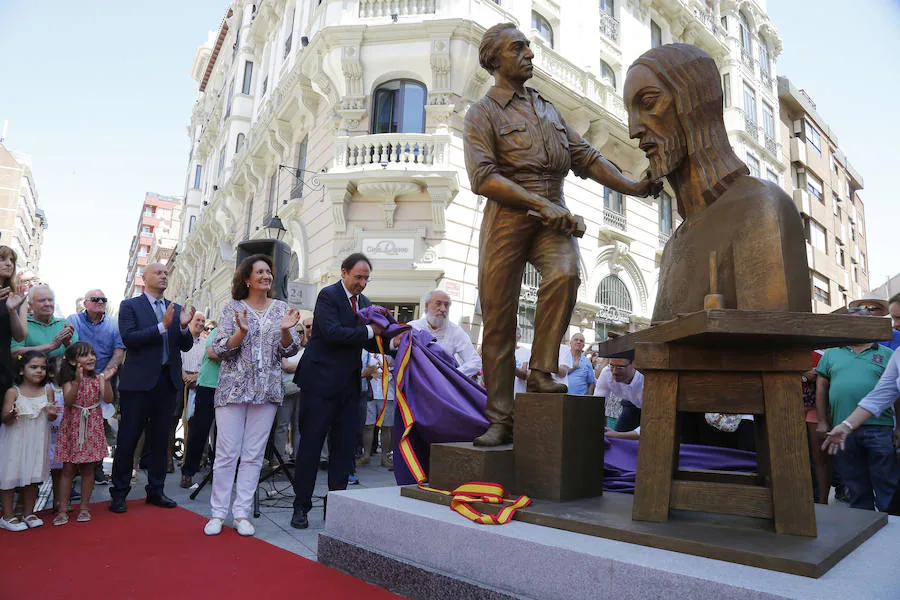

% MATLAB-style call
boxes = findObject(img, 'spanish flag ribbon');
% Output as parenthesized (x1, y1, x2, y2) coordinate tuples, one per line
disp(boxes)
(375, 333, 531, 525)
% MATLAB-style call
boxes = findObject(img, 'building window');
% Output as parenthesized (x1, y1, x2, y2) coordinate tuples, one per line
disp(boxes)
(832, 193, 841, 218)
(518, 263, 541, 344)
(371, 79, 426, 134)
(746, 154, 760, 178)
(808, 219, 827, 252)
(141, 226, 152, 235)
(599, 0, 614, 15)
(659, 191, 673, 236)
(861, 251, 867, 273)
(837, 245, 845, 266)
(217, 146, 227, 179)
(650, 20, 662, 48)
(599, 60, 616, 89)
(739, 12, 752, 54)
(604, 187, 624, 215)
(805, 120, 822, 155)
(292, 135, 309, 199)
(188, 215, 197, 232)
(743, 82, 757, 123)
(812, 272, 830, 304)
(853, 266, 858, 283)
(138, 246, 148, 256)
(762, 103, 775, 138)
(849, 219, 856, 241)
(807, 172, 824, 203)
(225, 79, 235, 118)
(267, 171, 277, 218)
(242, 61, 254, 94)
(283, 9, 294, 59)
(846, 180, 852, 200)
(596, 275, 632, 313)
(759, 38, 770, 75)
(193, 165, 202, 189)
(531, 11, 554, 48)
(262, 75, 268, 97)
(766, 169, 778, 183)
(722, 73, 731, 108)
(235, 133, 245, 153)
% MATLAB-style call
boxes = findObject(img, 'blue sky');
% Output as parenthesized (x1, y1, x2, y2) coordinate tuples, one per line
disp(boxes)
(0, 0, 897, 315)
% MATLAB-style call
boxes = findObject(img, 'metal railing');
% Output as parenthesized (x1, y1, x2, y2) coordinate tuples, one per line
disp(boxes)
(599, 11, 619, 43)
(602, 208, 626, 231)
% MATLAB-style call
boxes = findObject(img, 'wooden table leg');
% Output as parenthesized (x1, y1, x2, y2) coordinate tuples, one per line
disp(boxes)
(633, 370, 679, 522)
(762, 373, 817, 536)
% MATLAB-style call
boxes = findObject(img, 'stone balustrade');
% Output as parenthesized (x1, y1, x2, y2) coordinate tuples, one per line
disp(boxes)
(334, 133, 449, 169)
(358, 0, 436, 18)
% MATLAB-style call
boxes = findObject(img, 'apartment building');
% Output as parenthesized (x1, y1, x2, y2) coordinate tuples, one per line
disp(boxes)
(123, 192, 182, 298)
(0, 143, 48, 275)
(778, 76, 868, 312)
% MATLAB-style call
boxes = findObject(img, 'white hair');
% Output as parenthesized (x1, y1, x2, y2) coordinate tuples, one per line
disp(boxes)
(27, 284, 54, 302)
(423, 289, 451, 308)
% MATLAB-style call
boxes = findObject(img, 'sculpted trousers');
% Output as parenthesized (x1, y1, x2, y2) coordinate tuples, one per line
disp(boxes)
(479, 201, 580, 427)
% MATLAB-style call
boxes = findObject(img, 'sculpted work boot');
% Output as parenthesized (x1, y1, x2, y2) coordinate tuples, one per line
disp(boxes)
(473, 423, 513, 447)
(526, 370, 568, 394)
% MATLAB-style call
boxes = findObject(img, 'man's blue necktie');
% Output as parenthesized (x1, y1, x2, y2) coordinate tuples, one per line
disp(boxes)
(153, 299, 169, 365)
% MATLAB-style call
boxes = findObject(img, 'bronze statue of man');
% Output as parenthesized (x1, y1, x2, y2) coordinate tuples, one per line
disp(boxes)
(465, 23, 659, 446)
(624, 44, 811, 321)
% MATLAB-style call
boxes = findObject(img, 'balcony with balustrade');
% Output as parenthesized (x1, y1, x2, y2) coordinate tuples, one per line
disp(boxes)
(597, 205, 633, 245)
(599, 11, 619, 45)
(333, 133, 449, 171)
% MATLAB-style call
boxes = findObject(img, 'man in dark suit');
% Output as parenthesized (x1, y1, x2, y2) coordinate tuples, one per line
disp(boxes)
(109, 262, 195, 512)
(291, 253, 384, 529)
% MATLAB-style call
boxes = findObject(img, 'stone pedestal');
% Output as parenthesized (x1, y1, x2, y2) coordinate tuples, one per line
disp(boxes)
(429, 442, 514, 491)
(513, 393, 605, 502)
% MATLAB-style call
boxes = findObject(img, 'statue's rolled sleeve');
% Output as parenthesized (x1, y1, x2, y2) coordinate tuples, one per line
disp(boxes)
(565, 120, 603, 178)
(463, 104, 498, 194)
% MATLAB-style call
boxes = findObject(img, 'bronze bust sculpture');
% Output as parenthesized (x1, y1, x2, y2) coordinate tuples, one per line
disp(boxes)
(624, 44, 811, 320)
(464, 23, 659, 446)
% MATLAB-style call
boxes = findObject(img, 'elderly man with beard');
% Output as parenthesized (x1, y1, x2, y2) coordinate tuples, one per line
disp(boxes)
(464, 23, 659, 446)
(407, 290, 481, 378)
(12, 285, 78, 361)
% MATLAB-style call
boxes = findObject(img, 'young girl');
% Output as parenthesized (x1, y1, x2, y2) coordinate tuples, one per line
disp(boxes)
(54, 342, 113, 526)
(0, 351, 58, 531)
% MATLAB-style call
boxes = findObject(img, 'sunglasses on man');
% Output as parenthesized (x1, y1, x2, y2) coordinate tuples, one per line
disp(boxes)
(89, 297, 108, 303)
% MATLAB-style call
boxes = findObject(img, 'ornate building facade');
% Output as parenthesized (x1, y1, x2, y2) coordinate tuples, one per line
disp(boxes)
(169, 0, 789, 343)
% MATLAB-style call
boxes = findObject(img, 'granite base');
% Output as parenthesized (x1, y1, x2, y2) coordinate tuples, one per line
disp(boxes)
(320, 487, 900, 600)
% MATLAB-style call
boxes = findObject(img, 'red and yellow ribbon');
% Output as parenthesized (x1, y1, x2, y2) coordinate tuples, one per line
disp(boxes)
(375, 332, 531, 525)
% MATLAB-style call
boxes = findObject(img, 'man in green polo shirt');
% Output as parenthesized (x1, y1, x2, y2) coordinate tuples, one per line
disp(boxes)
(816, 334, 897, 511)
(11, 284, 78, 361)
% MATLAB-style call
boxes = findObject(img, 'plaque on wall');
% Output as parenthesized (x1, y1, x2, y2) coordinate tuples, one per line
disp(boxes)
(362, 238, 415, 260)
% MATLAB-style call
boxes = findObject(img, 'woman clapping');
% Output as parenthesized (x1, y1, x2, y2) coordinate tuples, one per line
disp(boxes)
(204, 254, 301, 536)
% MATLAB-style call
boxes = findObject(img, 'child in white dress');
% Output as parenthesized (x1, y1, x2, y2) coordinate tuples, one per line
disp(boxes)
(0, 351, 58, 531)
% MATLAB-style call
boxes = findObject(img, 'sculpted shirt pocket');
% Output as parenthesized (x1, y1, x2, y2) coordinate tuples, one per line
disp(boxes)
(496, 121, 532, 155)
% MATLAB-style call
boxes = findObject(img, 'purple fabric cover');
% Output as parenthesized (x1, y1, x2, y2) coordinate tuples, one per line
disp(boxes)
(358, 306, 758, 490)
(603, 438, 757, 493)
(358, 307, 489, 485)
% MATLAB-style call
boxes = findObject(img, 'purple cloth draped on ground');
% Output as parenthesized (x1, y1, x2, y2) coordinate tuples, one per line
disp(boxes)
(357, 306, 489, 485)
(603, 438, 757, 493)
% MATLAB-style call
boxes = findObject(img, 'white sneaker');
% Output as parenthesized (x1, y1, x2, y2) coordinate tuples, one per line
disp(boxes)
(0, 517, 28, 532)
(233, 518, 255, 536)
(203, 518, 223, 536)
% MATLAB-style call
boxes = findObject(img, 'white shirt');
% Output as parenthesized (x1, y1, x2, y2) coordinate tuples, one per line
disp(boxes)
(408, 317, 482, 378)
(593, 365, 644, 418)
(514, 346, 532, 396)
(551, 345, 574, 386)
(181, 335, 205, 372)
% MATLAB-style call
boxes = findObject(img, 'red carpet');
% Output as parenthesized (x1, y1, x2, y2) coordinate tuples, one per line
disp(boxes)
(0, 502, 403, 599)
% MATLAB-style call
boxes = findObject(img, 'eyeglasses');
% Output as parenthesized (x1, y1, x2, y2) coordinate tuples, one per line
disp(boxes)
(89, 297, 108, 303)
(203, 326, 215, 331)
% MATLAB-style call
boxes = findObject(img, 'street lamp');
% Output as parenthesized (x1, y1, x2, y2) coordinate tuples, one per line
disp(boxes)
(263, 215, 287, 240)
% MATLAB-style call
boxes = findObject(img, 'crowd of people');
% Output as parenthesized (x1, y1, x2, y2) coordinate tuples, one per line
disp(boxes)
(1, 244, 899, 536)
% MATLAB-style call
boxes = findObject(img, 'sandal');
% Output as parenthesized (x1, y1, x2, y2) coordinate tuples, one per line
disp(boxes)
(53, 512, 69, 526)
(77, 508, 92, 523)
(23, 514, 44, 528)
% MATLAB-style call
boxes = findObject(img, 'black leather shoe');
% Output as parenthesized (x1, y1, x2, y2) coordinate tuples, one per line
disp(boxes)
(109, 498, 127, 513)
(146, 493, 177, 508)
(290, 509, 308, 529)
